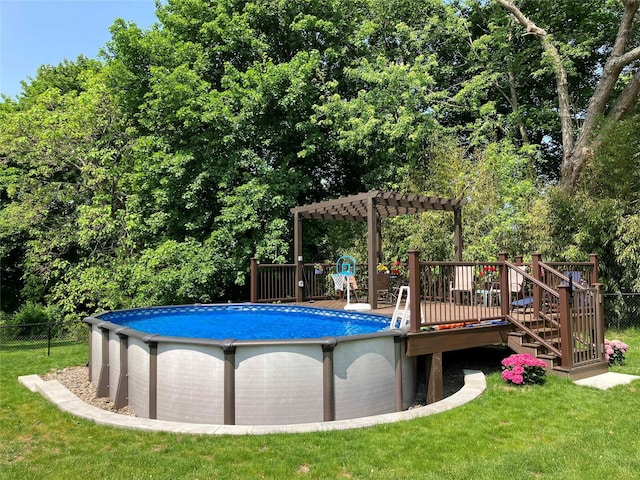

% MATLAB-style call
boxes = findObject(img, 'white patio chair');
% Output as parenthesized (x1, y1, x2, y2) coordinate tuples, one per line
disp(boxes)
(449, 265, 475, 305)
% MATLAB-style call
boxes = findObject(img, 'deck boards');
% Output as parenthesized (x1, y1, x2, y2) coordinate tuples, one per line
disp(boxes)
(291, 299, 515, 357)
(293, 299, 505, 324)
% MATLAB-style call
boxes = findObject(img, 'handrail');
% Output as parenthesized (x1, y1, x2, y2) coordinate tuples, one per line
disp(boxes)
(503, 261, 563, 357)
(539, 262, 587, 291)
(504, 260, 557, 297)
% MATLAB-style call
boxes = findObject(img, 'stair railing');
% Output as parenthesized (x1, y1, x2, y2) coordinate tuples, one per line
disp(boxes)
(501, 260, 563, 358)
(536, 258, 604, 367)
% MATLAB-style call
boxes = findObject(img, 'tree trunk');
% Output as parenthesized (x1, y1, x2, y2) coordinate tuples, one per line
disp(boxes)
(507, 68, 529, 145)
(495, 0, 640, 193)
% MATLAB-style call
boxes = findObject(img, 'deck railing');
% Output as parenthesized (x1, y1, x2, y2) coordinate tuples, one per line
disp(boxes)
(406, 252, 604, 370)
(416, 261, 504, 328)
(250, 252, 605, 370)
(250, 259, 393, 303)
(250, 260, 298, 303)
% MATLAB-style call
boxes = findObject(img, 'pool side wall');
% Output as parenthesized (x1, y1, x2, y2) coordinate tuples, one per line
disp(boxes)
(85, 310, 415, 426)
(235, 344, 324, 425)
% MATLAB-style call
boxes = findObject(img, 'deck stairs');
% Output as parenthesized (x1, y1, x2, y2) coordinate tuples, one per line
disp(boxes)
(507, 327, 608, 380)
(504, 263, 609, 380)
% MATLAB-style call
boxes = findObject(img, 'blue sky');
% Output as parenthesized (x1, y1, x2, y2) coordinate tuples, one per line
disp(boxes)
(1, 0, 158, 98)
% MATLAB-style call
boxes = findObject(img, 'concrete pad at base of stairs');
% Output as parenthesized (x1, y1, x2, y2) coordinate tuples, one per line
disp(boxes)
(574, 372, 640, 390)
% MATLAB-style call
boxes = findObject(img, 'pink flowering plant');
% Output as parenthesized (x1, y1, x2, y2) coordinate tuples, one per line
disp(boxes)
(501, 353, 547, 386)
(605, 338, 628, 365)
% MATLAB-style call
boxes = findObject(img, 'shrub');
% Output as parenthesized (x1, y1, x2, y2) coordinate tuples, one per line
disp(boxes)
(501, 353, 547, 386)
(5, 302, 62, 339)
(605, 338, 628, 365)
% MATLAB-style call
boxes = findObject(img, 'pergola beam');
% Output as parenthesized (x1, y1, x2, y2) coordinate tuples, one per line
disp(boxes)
(291, 190, 468, 307)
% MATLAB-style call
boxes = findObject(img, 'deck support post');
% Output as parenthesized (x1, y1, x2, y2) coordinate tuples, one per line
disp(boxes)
(408, 250, 421, 333)
(425, 353, 443, 404)
(594, 283, 605, 361)
(589, 253, 599, 285)
(250, 258, 258, 303)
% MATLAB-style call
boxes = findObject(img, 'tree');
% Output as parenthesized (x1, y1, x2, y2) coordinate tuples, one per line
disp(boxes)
(493, 0, 640, 191)
(0, 61, 135, 312)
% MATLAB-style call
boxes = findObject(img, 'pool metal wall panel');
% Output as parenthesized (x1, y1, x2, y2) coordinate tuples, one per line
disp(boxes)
(333, 337, 397, 420)
(235, 345, 324, 425)
(89, 327, 102, 384)
(108, 332, 121, 402)
(155, 343, 225, 424)
(127, 338, 151, 418)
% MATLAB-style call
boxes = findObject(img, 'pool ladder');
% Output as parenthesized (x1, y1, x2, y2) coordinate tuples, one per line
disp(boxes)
(390, 286, 411, 329)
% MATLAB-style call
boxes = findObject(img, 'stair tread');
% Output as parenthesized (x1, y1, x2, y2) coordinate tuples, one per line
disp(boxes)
(537, 353, 558, 359)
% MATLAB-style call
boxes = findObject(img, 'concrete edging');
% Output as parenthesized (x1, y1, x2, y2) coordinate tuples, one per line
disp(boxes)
(18, 369, 485, 435)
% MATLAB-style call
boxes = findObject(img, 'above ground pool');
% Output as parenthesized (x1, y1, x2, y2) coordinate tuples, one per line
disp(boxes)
(97, 304, 389, 340)
(84, 304, 415, 426)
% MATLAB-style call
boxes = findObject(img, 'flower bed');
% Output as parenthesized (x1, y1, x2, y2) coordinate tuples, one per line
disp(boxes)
(501, 353, 547, 386)
(605, 339, 628, 365)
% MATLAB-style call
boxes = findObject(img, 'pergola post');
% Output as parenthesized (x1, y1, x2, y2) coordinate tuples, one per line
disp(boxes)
(367, 196, 378, 309)
(293, 211, 304, 303)
(454, 206, 463, 262)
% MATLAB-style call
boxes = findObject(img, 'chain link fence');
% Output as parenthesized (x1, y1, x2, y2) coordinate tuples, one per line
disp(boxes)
(604, 293, 640, 330)
(0, 319, 87, 358)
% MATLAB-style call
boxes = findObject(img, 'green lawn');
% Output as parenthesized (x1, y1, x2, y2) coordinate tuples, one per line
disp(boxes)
(1, 329, 639, 480)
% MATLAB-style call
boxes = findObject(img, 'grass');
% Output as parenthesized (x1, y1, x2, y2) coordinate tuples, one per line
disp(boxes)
(1, 329, 640, 479)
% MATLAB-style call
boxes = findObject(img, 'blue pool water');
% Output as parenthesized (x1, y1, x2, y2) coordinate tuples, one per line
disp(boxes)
(97, 304, 389, 340)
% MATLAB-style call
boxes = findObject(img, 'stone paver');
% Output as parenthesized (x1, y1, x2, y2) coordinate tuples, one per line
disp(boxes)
(574, 372, 640, 390)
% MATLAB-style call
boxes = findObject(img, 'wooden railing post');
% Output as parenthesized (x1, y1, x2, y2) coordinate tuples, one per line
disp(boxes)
(558, 285, 574, 369)
(250, 258, 258, 303)
(594, 283, 605, 362)
(498, 252, 509, 319)
(532, 253, 542, 320)
(408, 250, 421, 333)
(589, 253, 599, 285)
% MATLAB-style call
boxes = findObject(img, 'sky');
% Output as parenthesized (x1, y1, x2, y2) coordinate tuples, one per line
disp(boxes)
(0, 0, 159, 98)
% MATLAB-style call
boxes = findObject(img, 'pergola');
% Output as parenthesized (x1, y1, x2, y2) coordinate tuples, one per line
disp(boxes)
(291, 190, 468, 308)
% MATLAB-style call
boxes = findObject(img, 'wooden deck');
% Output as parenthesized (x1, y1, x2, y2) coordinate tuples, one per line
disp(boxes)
(292, 298, 515, 404)
(293, 299, 396, 315)
(293, 299, 515, 355)
(294, 299, 505, 323)
(259, 254, 607, 403)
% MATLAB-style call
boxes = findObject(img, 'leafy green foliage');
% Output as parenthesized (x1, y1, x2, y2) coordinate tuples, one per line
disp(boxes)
(1, 302, 62, 338)
(2, 0, 639, 320)
(543, 110, 640, 291)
